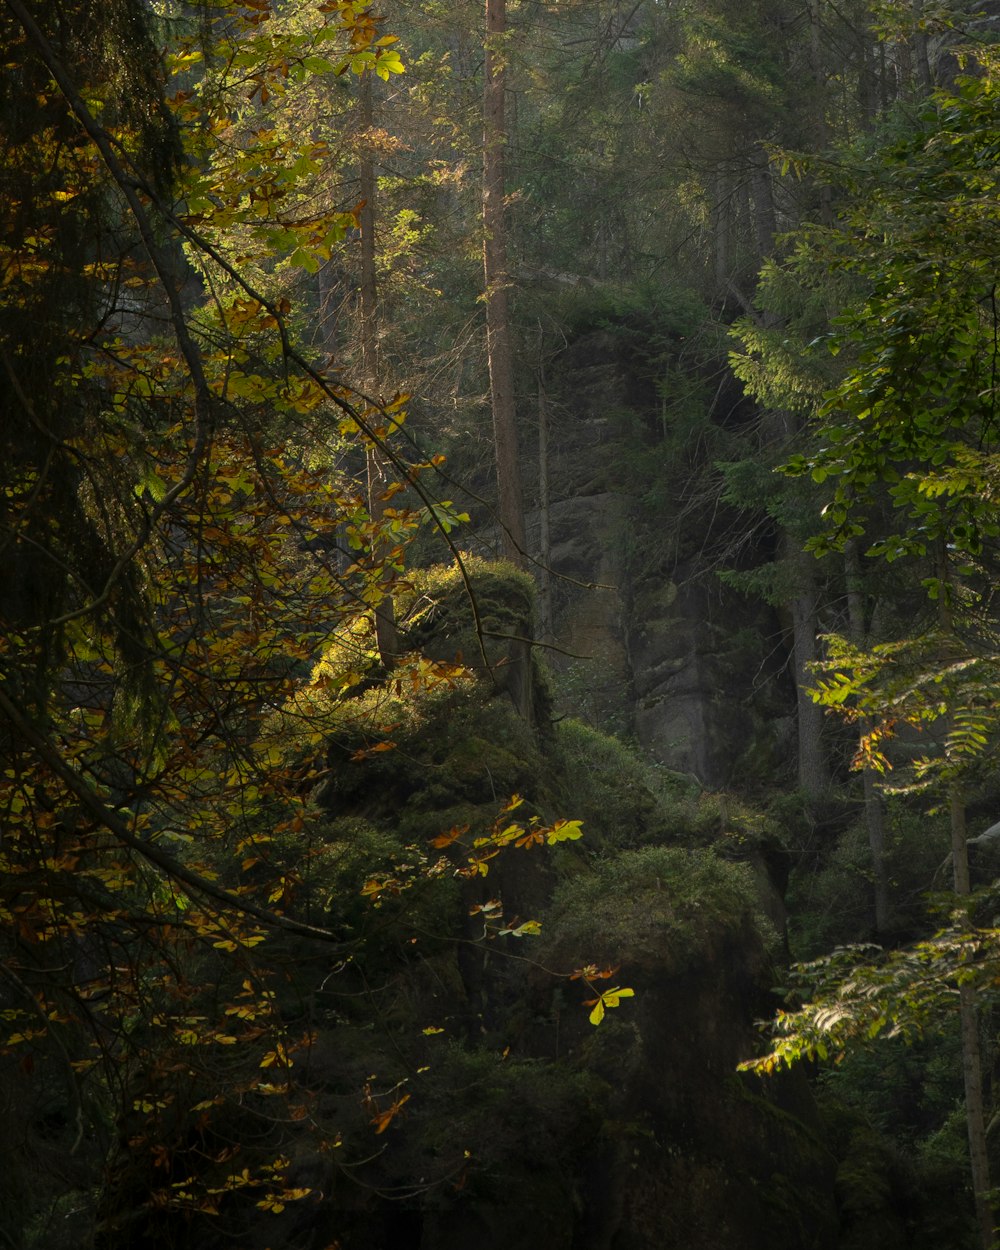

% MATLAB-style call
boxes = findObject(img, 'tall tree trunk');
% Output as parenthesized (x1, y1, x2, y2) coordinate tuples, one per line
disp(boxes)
(537, 364, 552, 644)
(483, 0, 527, 568)
(844, 539, 889, 935)
(767, 399, 831, 803)
(359, 69, 398, 668)
(807, 0, 833, 225)
(911, 0, 934, 95)
(879, 40, 890, 112)
(713, 163, 730, 295)
(787, 542, 831, 799)
(482, 0, 532, 722)
(858, 33, 877, 129)
(938, 553, 994, 1249)
(950, 787, 995, 1250)
(749, 146, 777, 268)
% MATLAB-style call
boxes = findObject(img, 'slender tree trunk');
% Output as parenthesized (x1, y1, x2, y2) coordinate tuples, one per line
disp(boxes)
(714, 163, 730, 295)
(749, 147, 777, 267)
(912, 0, 934, 95)
(482, 0, 533, 721)
(858, 34, 877, 130)
(807, 0, 833, 225)
(537, 364, 552, 644)
(769, 401, 831, 802)
(359, 70, 397, 667)
(844, 540, 889, 935)
(788, 544, 831, 799)
(937, 549, 994, 1249)
(961, 982, 993, 1250)
(949, 787, 996, 1250)
(483, 0, 527, 567)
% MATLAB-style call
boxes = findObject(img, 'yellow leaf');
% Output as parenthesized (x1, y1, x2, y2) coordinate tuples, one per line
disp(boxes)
(545, 819, 584, 844)
(260, 1044, 291, 1068)
(588, 986, 635, 1025)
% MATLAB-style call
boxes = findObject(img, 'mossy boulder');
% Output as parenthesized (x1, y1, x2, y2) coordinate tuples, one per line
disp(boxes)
(531, 846, 836, 1250)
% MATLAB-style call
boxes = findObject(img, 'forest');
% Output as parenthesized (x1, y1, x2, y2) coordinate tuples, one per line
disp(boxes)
(5, 0, 1000, 1247)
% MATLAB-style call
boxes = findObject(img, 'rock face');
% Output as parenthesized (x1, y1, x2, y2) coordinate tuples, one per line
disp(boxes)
(581, 960, 837, 1250)
(533, 845, 836, 1250)
(535, 326, 792, 788)
(298, 570, 837, 1250)
(627, 569, 777, 787)
(93, 565, 837, 1250)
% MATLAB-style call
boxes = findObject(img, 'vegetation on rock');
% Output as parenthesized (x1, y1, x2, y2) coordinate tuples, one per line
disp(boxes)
(6, 0, 1000, 1246)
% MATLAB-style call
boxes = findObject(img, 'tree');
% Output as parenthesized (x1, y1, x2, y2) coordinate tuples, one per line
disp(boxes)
(741, 54, 1000, 1250)
(483, 0, 528, 567)
(1, 6, 634, 1239)
(0, 0, 426, 1237)
(358, 64, 400, 667)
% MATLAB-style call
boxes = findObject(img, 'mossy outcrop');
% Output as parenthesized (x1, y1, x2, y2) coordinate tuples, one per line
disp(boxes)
(278, 562, 837, 1249)
(95, 561, 841, 1250)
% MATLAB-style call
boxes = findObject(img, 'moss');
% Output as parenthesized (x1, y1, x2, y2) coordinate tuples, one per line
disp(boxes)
(257, 817, 465, 1012)
(542, 845, 759, 971)
(261, 558, 560, 796)
(209, 558, 839, 1250)
(305, 1044, 608, 1250)
(398, 556, 536, 655)
(553, 719, 701, 848)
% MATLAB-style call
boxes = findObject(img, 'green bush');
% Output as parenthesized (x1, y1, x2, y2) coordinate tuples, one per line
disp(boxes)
(785, 799, 952, 957)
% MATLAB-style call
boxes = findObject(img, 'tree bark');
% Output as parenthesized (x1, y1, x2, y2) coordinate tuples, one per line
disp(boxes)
(713, 163, 730, 295)
(749, 147, 777, 268)
(807, 0, 833, 225)
(949, 787, 995, 1250)
(788, 543, 831, 799)
(911, 0, 934, 95)
(769, 399, 831, 803)
(537, 364, 552, 644)
(359, 69, 398, 667)
(937, 547, 994, 1249)
(483, 0, 527, 567)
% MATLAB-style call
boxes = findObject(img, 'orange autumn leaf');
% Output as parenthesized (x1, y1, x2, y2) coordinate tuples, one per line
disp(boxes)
(430, 823, 469, 849)
(371, 1093, 410, 1134)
